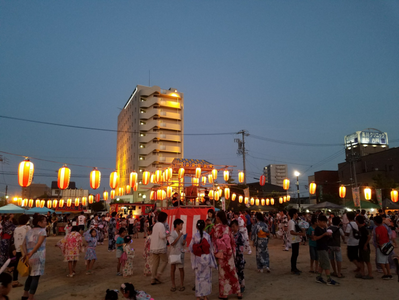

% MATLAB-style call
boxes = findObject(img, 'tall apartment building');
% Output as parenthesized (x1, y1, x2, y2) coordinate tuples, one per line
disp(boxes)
(263, 164, 288, 187)
(116, 85, 184, 202)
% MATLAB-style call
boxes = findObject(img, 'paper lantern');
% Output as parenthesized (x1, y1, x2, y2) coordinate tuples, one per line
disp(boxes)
(212, 169, 218, 180)
(47, 200, 52, 208)
(73, 198, 79, 206)
(35, 199, 40, 207)
(103, 191, 108, 201)
(118, 187, 124, 196)
(250, 197, 255, 205)
(256, 198, 260, 206)
(157, 190, 166, 200)
(129, 172, 138, 187)
(150, 173, 155, 184)
(279, 197, 283, 204)
(266, 198, 270, 206)
(94, 194, 100, 202)
(339, 186, 346, 198)
(309, 182, 317, 195)
(154, 170, 162, 184)
(195, 167, 201, 178)
(166, 168, 173, 181)
(18, 159, 34, 187)
(58, 165, 71, 190)
(133, 183, 138, 192)
(90, 168, 101, 190)
(110, 190, 115, 199)
(224, 170, 230, 182)
(81, 197, 87, 206)
(287, 195, 291, 201)
(239, 195, 243, 203)
(261, 198, 265, 206)
(59, 199, 64, 208)
(178, 168, 185, 179)
(53, 199, 58, 208)
(192, 177, 199, 186)
(259, 175, 266, 186)
(22, 199, 27, 206)
(17, 198, 22, 206)
(218, 189, 223, 198)
(88, 194, 94, 204)
(244, 197, 249, 205)
(167, 186, 173, 198)
(270, 198, 274, 205)
(142, 171, 150, 185)
(283, 179, 290, 190)
(67, 198, 72, 207)
(40, 200, 45, 208)
(224, 188, 230, 200)
(232, 193, 237, 201)
(109, 171, 119, 189)
(364, 187, 371, 200)
(238, 171, 244, 183)
(209, 190, 214, 200)
(150, 191, 156, 200)
(125, 185, 130, 194)
(391, 190, 398, 203)
(202, 176, 207, 185)
(214, 191, 220, 201)
(283, 196, 287, 203)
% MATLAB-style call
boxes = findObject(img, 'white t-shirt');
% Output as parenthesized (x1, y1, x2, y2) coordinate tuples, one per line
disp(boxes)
(78, 215, 86, 226)
(14, 225, 31, 252)
(345, 221, 359, 246)
(128, 217, 135, 224)
(288, 219, 301, 244)
(169, 230, 185, 256)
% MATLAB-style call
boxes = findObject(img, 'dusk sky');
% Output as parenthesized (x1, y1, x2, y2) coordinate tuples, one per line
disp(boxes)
(1, 1, 398, 197)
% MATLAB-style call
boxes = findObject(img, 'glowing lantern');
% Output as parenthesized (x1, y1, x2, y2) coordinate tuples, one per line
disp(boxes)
(239, 195, 243, 203)
(166, 168, 173, 181)
(224, 170, 230, 182)
(266, 198, 270, 206)
(238, 171, 244, 183)
(17, 198, 22, 206)
(259, 175, 266, 186)
(178, 168, 185, 179)
(167, 186, 173, 198)
(35, 199, 40, 207)
(109, 171, 119, 189)
(88, 194, 94, 204)
(202, 176, 207, 185)
(192, 177, 199, 186)
(195, 167, 201, 178)
(270, 198, 275, 205)
(133, 183, 138, 192)
(129, 172, 138, 187)
(103, 191, 108, 201)
(287, 195, 291, 201)
(18, 159, 34, 187)
(154, 170, 162, 183)
(391, 190, 398, 203)
(53, 199, 58, 208)
(74, 198, 79, 206)
(150, 174, 155, 184)
(81, 197, 87, 206)
(283, 179, 290, 190)
(214, 191, 220, 201)
(255, 198, 259, 206)
(157, 190, 166, 200)
(67, 199, 72, 207)
(283, 196, 287, 203)
(232, 193, 237, 201)
(261, 198, 265, 206)
(250, 197, 255, 205)
(339, 186, 346, 198)
(208, 174, 214, 184)
(309, 182, 317, 195)
(59, 199, 64, 208)
(110, 190, 115, 199)
(58, 165, 71, 190)
(364, 187, 372, 200)
(12, 197, 18, 202)
(118, 187, 124, 196)
(21, 199, 27, 206)
(40, 200, 45, 208)
(47, 200, 52, 208)
(94, 194, 99, 202)
(224, 188, 230, 200)
(244, 197, 249, 205)
(212, 169, 218, 180)
(279, 197, 283, 204)
(90, 168, 101, 190)
(126, 185, 131, 195)
(209, 190, 214, 200)
(218, 189, 223, 198)
(150, 191, 155, 200)
(142, 171, 150, 185)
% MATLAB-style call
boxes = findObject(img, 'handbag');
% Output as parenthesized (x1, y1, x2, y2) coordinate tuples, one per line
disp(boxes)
(169, 254, 182, 265)
(17, 257, 30, 277)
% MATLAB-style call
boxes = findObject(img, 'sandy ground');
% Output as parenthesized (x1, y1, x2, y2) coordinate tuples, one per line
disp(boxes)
(8, 234, 398, 300)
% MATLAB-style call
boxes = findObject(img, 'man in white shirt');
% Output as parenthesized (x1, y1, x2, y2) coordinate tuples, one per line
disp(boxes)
(13, 215, 31, 286)
(78, 212, 86, 232)
(345, 211, 362, 274)
(288, 209, 305, 275)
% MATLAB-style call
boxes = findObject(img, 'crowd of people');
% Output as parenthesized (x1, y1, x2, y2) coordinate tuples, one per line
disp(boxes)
(0, 207, 399, 300)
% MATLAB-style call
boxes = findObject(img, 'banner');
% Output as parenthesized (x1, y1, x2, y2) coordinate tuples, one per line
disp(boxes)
(376, 189, 382, 207)
(352, 187, 360, 208)
(243, 188, 250, 198)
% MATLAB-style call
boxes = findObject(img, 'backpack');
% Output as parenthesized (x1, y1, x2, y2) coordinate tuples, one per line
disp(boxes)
(349, 223, 361, 240)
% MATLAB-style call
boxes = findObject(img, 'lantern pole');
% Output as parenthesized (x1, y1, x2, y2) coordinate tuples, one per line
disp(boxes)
(294, 171, 300, 211)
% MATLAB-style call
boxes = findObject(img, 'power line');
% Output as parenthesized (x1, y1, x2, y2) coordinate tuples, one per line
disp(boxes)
(249, 134, 344, 147)
(247, 153, 311, 167)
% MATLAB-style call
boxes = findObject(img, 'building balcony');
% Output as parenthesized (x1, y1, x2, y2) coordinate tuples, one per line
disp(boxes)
(140, 109, 182, 121)
(138, 154, 177, 168)
(139, 133, 182, 143)
(139, 143, 182, 155)
(140, 97, 181, 109)
(140, 119, 182, 132)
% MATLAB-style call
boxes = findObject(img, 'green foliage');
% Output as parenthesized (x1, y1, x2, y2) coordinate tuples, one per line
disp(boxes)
(89, 201, 105, 212)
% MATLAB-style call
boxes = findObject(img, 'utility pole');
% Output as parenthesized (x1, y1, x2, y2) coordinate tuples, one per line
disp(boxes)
(235, 130, 249, 184)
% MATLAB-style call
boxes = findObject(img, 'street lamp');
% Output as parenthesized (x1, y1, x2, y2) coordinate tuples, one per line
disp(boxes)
(294, 171, 300, 210)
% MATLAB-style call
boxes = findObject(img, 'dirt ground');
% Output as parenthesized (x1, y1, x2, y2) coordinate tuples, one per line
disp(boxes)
(8, 234, 398, 300)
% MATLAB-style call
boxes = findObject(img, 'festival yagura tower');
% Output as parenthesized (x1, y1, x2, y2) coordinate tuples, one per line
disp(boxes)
(116, 85, 184, 203)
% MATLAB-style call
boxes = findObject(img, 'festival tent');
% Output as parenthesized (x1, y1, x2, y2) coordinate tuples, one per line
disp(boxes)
(344, 201, 380, 209)
(307, 201, 344, 210)
(0, 203, 27, 214)
(26, 207, 62, 215)
(382, 198, 399, 210)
